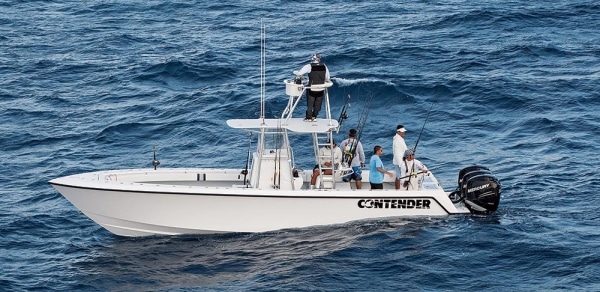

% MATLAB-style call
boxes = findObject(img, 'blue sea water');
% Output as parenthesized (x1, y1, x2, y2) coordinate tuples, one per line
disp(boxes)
(1, 0, 599, 290)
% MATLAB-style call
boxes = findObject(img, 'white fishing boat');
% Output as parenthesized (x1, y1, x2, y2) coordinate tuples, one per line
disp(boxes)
(49, 70, 501, 237)
(50, 30, 500, 236)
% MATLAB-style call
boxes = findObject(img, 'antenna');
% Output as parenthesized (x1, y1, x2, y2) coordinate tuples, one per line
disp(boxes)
(260, 20, 266, 123)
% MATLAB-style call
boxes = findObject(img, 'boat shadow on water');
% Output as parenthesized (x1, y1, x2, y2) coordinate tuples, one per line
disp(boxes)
(67, 216, 456, 287)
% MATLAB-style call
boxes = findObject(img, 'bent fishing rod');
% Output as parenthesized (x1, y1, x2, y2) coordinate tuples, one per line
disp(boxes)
(412, 101, 434, 155)
(406, 101, 434, 190)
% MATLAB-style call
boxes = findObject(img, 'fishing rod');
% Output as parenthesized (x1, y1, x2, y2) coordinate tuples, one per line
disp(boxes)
(413, 101, 434, 155)
(355, 93, 373, 143)
(406, 101, 434, 190)
(242, 132, 252, 187)
(398, 170, 426, 181)
(337, 94, 351, 129)
(345, 92, 374, 166)
(397, 161, 449, 180)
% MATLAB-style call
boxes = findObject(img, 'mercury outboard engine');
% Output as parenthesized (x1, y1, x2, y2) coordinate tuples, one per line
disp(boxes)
(449, 165, 501, 214)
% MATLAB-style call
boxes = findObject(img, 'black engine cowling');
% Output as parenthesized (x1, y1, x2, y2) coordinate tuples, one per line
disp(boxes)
(450, 165, 501, 214)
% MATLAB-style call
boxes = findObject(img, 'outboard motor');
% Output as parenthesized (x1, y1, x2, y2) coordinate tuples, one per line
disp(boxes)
(457, 165, 489, 185)
(449, 165, 501, 214)
(460, 168, 493, 195)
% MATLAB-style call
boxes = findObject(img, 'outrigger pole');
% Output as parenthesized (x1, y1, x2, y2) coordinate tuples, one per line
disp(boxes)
(259, 21, 281, 189)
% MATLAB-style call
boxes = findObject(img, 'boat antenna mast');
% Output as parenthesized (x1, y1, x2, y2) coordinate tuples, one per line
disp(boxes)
(260, 20, 266, 123)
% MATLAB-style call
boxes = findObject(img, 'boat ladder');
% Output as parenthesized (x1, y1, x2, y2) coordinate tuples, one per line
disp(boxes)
(313, 131, 335, 189)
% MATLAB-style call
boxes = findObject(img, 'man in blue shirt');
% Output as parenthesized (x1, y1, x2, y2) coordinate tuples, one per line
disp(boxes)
(369, 145, 394, 190)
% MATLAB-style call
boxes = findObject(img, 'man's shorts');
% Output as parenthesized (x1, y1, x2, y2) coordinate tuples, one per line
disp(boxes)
(343, 166, 362, 182)
(394, 165, 402, 179)
(370, 183, 384, 190)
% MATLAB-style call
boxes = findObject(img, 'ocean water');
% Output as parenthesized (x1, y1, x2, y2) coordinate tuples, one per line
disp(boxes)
(1, 0, 599, 290)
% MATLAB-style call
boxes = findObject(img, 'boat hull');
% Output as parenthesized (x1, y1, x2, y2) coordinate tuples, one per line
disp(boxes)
(50, 168, 469, 237)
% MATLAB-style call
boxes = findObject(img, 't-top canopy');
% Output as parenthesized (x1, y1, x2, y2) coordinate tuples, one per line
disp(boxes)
(227, 118, 339, 133)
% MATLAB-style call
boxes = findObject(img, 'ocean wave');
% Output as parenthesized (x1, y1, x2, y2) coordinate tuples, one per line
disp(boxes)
(134, 57, 238, 90)
(332, 77, 394, 87)
(2, 0, 600, 290)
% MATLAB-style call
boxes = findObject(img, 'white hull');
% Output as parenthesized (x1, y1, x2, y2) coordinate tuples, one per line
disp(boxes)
(49, 67, 500, 237)
(50, 168, 470, 237)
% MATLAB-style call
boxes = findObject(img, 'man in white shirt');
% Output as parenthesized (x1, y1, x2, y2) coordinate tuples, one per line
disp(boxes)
(399, 149, 428, 191)
(393, 125, 408, 189)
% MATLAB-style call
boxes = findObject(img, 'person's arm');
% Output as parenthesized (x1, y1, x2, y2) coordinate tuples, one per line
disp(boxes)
(294, 64, 311, 76)
(393, 137, 399, 163)
(358, 143, 365, 167)
(334, 147, 342, 166)
(417, 159, 428, 173)
(377, 160, 394, 177)
(377, 164, 394, 177)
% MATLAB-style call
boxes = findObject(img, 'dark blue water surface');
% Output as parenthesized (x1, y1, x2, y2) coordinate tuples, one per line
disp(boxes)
(1, 1, 599, 291)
